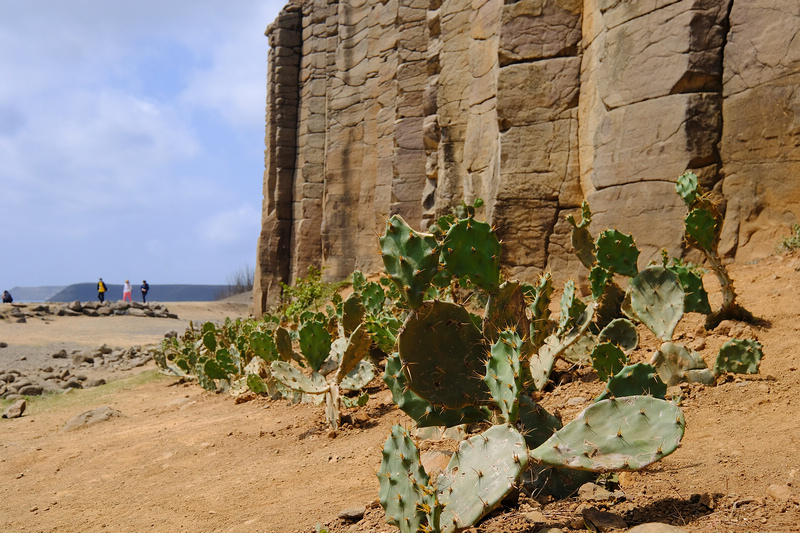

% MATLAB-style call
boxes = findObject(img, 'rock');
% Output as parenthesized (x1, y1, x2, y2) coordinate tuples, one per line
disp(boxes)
(72, 354, 94, 365)
(2, 399, 26, 418)
(52, 349, 68, 359)
(17, 385, 43, 396)
(766, 484, 792, 502)
(84, 378, 106, 388)
(523, 510, 546, 523)
(0, 342, 7, 348)
(337, 506, 365, 521)
(566, 396, 588, 406)
(627, 524, 689, 533)
(578, 482, 615, 502)
(581, 507, 626, 532)
(61, 406, 123, 432)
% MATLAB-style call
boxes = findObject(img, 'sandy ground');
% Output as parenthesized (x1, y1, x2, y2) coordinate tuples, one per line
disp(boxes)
(2, 258, 800, 532)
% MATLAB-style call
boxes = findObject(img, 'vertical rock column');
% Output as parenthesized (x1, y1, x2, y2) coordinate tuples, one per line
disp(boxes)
(579, 0, 731, 263)
(291, 0, 330, 282)
(494, 0, 583, 280)
(254, 5, 302, 316)
(720, 0, 800, 259)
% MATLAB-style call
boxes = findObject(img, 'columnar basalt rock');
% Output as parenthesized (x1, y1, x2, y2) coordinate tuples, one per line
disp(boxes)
(255, 0, 800, 316)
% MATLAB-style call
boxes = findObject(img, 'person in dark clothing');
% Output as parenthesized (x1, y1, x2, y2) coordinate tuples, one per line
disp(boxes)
(141, 280, 149, 303)
(97, 278, 108, 303)
(2, 290, 12, 303)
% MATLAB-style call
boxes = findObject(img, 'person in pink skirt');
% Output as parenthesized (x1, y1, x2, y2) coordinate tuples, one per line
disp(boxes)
(122, 280, 132, 302)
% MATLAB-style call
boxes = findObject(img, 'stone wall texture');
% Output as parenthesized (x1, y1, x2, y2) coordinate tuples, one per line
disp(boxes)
(254, 0, 800, 315)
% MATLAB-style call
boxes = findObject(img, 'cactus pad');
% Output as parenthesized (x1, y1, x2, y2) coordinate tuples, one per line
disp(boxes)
(383, 352, 488, 427)
(398, 301, 489, 409)
(590, 265, 613, 300)
(595, 363, 667, 402)
(341, 292, 365, 337)
(339, 360, 375, 391)
(676, 171, 700, 207)
(361, 281, 386, 316)
(525, 273, 554, 352)
(298, 319, 333, 372)
(591, 341, 629, 382)
(713, 338, 764, 375)
(270, 361, 329, 394)
(626, 267, 685, 341)
(530, 396, 685, 472)
(437, 424, 529, 532)
(666, 261, 711, 314)
(484, 330, 523, 423)
(275, 326, 299, 364)
(558, 280, 587, 335)
(380, 214, 440, 309)
(378, 425, 435, 533)
(596, 229, 640, 277)
(598, 318, 639, 352)
(566, 202, 596, 269)
(334, 324, 372, 383)
(484, 281, 530, 343)
(442, 217, 502, 294)
(519, 395, 563, 449)
(651, 341, 715, 386)
(684, 208, 719, 252)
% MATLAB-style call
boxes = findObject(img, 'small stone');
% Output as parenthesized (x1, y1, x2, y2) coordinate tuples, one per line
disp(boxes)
(627, 524, 689, 533)
(2, 399, 26, 419)
(578, 482, 614, 502)
(566, 396, 588, 406)
(337, 506, 365, 521)
(766, 484, 792, 502)
(524, 510, 546, 523)
(0, 342, 7, 348)
(581, 507, 626, 532)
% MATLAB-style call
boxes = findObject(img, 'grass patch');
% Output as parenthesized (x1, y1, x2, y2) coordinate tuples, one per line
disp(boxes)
(1, 370, 172, 416)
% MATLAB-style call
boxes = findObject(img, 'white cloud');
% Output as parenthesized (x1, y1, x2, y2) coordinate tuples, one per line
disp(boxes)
(198, 204, 262, 246)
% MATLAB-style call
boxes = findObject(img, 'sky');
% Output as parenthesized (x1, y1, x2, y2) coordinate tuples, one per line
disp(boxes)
(0, 0, 289, 287)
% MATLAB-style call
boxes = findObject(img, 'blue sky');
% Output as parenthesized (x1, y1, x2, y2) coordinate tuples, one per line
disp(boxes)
(0, 0, 288, 287)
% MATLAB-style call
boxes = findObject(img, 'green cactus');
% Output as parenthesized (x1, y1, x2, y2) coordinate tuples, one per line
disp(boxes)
(589, 265, 613, 300)
(383, 352, 489, 428)
(675, 170, 700, 206)
(378, 425, 438, 533)
(598, 318, 639, 352)
(665, 261, 711, 315)
(595, 363, 667, 402)
(334, 324, 372, 383)
(530, 303, 596, 390)
(595, 229, 640, 278)
(625, 266, 685, 341)
(298, 319, 333, 372)
(441, 217, 502, 294)
(651, 341, 715, 386)
(484, 330, 523, 423)
(275, 326, 300, 364)
(530, 396, 685, 472)
(339, 360, 375, 391)
(591, 342, 628, 382)
(518, 395, 562, 449)
(341, 292, 364, 337)
(398, 301, 489, 409)
(269, 361, 329, 394)
(558, 280, 587, 335)
(483, 281, 530, 344)
(561, 332, 597, 366)
(380, 214, 440, 309)
(684, 208, 719, 252)
(713, 338, 764, 375)
(437, 424, 529, 533)
(361, 281, 386, 316)
(566, 201, 596, 269)
(524, 273, 554, 353)
(249, 330, 279, 362)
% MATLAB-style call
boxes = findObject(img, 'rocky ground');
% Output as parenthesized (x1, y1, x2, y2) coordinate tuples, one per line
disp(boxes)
(1, 258, 800, 532)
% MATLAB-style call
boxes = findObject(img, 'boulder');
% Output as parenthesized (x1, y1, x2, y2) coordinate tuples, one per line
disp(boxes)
(61, 406, 123, 432)
(2, 399, 26, 419)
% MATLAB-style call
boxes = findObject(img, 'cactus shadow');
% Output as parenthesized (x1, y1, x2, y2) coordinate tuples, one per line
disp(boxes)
(622, 494, 720, 527)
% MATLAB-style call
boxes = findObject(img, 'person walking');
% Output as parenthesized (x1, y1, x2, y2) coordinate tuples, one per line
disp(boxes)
(97, 278, 108, 303)
(122, 280, 132, 302)
(140, 280, 149, 303)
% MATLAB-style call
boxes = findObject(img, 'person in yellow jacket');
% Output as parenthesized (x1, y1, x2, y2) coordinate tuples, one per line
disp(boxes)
(97, 278, 108, 303)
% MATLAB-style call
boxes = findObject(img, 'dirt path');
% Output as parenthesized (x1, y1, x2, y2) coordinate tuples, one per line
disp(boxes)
(2, 257, 800, 532)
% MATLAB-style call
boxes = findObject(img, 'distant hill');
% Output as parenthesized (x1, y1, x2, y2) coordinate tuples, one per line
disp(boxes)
(7, 286, 66, 303)
(47, 283, 230, 303)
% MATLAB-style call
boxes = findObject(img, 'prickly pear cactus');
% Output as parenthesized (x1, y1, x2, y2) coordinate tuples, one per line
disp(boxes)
(625, 267, 685, 341)
(530, 396, 685, 472)
(380, 214, 440, 309)
(378, 425, 437, 533)
(566, 201, 596, 269)
(519, 395, 563, 449)
(275, 326, 299, 363)
(441, 217, 502, 294)
(484, 281, 530, 344)
(341, 292, 364, 337)
(590, 265, 613, 300)
(531, 303, 597, 390)
(596, 229, 640, 278)
(269, 361, 329, 394)
(334, 323, 372, 384)
(398, 301, 489, 409)
(383, 352, 488, 428)
(437, 424, 529, 533)
(685, 208, 719, 252)
(666, 261, 711, 315)
(595, 363, 667, 402)
(713, 338, 764, 375)
(361, 281, 386, 316)
(651, 341, 715, 386)
(339, 360, 375, 391)
(558, 280, 587, 335)
(249, 331, 279, 362)
(484, 330, 523, 423)
(525, 272, 554, 353)
(675, 170, 700, 207)
(598, 318, 639, 352)
(298, 319, 332, 372)
(591, 342, 628, 382)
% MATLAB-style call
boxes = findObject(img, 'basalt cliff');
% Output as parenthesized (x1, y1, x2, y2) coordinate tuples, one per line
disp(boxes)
(254, 0, 800, 315)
